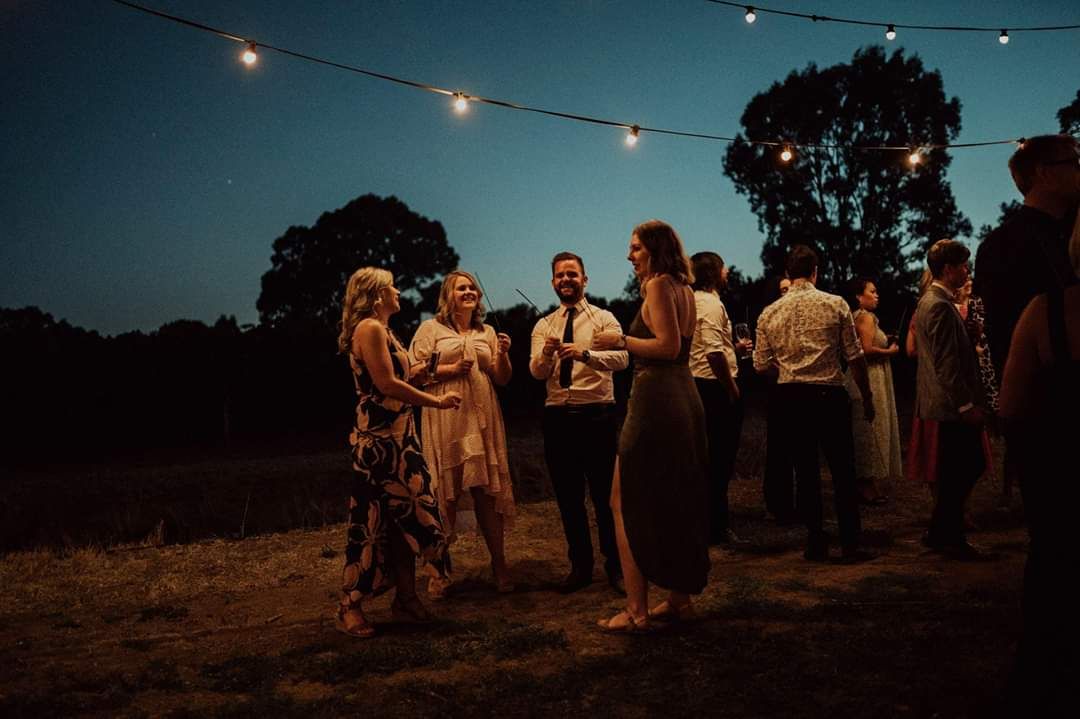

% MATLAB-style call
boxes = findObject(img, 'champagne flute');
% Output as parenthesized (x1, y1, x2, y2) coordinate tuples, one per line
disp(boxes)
(733, 322, 752, 355)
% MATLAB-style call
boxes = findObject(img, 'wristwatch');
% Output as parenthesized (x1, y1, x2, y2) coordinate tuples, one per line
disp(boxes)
(581, 350, 591, 365)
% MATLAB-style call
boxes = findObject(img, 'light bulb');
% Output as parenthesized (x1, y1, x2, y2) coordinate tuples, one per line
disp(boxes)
(885, 24, 896, 41)
(908, 150, 922, 166)
(453, 93, 468, 113)
(780, 147, 793, 162)
(999, 29, 1009, 44)
(745, 7, 757, 24)
(625, 125, 640, 147)
(241, 42, 257, 66)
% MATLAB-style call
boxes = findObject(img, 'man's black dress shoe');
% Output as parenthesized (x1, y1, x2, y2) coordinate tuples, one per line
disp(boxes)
(555, 570, 593, 594)
(804, 532, 831, 562)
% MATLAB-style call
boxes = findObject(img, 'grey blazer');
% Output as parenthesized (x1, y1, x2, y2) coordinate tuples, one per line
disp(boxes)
(914, 284, 984, 421)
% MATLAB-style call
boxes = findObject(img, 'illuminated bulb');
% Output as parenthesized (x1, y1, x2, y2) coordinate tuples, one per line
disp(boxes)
(241, 42, 257, 66)
(780, 147, 793, 162)
(999, 29, 1009, 44)
(745, 7, 757, 24)
(453, 93, 468, 113)
(625, 125, 640, 147)
(908, 150, 922, 166)
(885, 24, 896, 41)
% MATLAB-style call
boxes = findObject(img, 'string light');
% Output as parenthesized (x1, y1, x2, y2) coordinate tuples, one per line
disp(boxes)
(779, 146, 793, 162)
(908, 149, 922, 166)
(241, 42, 257, 66)
(885, 24, 896, 41)
(999, 29, 1010, 44)
(111, 0, 1030, 164)
(706, 1, 1080, 40)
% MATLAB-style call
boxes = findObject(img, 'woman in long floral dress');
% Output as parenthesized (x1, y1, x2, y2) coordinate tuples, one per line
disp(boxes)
(336, 267, 462, 638)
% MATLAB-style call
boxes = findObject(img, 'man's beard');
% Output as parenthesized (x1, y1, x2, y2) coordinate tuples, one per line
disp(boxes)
(557, 284, 584, 304)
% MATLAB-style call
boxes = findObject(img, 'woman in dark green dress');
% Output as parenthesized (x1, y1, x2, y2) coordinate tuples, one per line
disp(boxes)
(593, 220, 710, 632)
(336, 267, 462, 638)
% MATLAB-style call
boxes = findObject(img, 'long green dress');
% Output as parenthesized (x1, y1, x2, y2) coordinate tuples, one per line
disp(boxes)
(617, 308, 710, 594)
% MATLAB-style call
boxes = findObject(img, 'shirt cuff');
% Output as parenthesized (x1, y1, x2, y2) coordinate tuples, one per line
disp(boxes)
(957, 402, 974, 414)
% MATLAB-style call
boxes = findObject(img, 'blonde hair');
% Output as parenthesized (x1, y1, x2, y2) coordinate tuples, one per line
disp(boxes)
(917, 269, 933, 297)
(337, 267, 394, 353)
(632, 220, 694, 286)
(435, 270, 486, 332)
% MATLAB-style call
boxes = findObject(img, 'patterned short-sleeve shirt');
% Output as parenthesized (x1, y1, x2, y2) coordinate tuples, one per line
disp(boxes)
(753, 281, 863, 385)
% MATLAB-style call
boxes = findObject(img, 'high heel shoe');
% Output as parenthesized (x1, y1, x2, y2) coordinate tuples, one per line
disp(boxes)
(335, 605, 376, 638)
(391, 594, 435, 623)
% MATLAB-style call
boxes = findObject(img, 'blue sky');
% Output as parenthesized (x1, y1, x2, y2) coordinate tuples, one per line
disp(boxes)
(3, 0, 1077, 335)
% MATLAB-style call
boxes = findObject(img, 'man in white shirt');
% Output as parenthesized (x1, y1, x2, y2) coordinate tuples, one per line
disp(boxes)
(529, 252, 630, 594)
(689, 252, 747, 545)
(754, 245, 876, 563)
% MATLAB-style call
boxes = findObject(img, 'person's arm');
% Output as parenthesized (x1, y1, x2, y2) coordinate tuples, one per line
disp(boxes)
(529, 317, 558, 379)
(354, 320, 460, 409)
(588, 311, 630, 370)
(487, 326, 512, 386)
(998, 295, 1045, 422)
(856, 312, 899, 359)
(905, 313, 918, 358)
(707, 351, 739, 401)
(752, 313, 777, 377)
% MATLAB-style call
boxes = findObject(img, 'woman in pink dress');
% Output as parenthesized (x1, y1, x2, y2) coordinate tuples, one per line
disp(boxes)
(409, 271, 515, 596)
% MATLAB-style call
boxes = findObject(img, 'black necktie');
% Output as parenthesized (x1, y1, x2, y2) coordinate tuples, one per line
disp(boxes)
(559, 307, 576, 388)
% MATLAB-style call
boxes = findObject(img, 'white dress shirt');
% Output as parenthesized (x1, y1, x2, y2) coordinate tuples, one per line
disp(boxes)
(690, 289, 738, 380)
(529, 299, 629, 405)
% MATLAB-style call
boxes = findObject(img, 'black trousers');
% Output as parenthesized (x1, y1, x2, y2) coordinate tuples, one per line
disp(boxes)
(763, 381, 796, 519)
(927, 420, 985, 545)
(694, 377, 744, 537)
(776, 383, 861, 549)
(542, 404, 619, 576)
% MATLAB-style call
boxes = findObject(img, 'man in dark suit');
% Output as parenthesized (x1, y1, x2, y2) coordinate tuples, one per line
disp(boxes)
(914, 240, 989, 557)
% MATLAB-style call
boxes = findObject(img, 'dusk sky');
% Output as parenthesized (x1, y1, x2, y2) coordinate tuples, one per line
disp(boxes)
(3, 0, 1078, 336)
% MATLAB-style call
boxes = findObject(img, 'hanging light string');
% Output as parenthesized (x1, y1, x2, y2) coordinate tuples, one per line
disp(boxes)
(112, 0, 1027, 157)
(709, 1, 1080, 36)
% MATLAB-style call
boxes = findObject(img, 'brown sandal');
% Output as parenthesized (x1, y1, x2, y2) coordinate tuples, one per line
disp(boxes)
(335, 606, 376, 638)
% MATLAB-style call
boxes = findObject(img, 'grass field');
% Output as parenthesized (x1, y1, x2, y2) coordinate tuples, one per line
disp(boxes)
(0, 405, 1030, 718)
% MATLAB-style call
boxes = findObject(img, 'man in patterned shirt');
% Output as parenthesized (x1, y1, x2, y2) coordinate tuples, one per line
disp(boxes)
(754, 245, 876, 563)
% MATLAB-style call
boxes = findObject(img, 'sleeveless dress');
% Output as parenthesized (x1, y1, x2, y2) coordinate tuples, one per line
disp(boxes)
(340, 327, 451, 611)
(617, 305, 710, 594)
(845, 310, 902, 483)
(408, 320, 514, 527)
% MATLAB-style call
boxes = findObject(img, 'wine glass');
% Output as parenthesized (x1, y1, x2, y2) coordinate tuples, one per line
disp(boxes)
(733, 322, 752, 357)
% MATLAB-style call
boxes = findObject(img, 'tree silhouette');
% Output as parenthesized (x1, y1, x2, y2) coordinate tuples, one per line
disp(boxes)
(257, 194, 459, 334)
(1058, 89, 1080, 136)
(723, 46, 972, 299)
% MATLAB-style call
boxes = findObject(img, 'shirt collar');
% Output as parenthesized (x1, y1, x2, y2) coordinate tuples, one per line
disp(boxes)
(562, 299, 588, 316)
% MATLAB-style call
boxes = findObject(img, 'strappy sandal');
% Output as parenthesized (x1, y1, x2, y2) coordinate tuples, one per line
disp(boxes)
(335, 606, 376, 638)
(597, 609, 650, 634)
(391, 594, 435, 624)
(427, 575, 453, 601)
(648, 600, 696, 622)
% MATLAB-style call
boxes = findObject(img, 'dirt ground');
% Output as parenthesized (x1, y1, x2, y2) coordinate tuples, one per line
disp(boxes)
(0, 463, 1028, 718)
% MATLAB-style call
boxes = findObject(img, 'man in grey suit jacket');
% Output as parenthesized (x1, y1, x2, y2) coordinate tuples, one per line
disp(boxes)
(914, 239, 988, 557)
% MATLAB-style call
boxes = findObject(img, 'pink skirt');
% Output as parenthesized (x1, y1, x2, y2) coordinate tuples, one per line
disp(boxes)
(906, 416, 994, 484)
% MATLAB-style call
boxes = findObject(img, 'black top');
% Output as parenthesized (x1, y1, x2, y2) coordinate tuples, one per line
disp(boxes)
(974, 205, 1077, 375)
